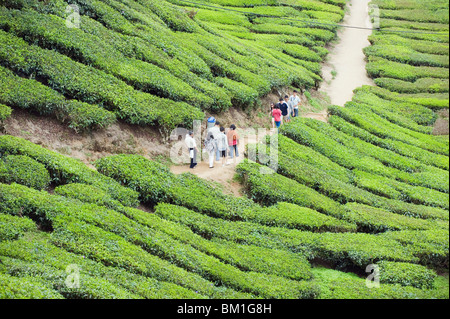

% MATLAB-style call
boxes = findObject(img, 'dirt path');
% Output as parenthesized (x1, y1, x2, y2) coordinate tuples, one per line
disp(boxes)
(170, 129, 274, 196)
(302, 110, 329, 122)
(319, 0, 375, 106)
(172, 0, 377, 191)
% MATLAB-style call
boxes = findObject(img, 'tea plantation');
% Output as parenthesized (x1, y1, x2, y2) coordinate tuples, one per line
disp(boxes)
(0, 0, 449, 299)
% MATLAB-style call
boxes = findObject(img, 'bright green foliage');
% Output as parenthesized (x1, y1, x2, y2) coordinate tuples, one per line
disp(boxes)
(364, 45, 449, 68)
(0, 236, 207, 299)
(0, 29, 204, 130)
(214, 77, 259, 108)
(374, 77, 449, 94)
(263, 140, 449, 219)
(328, 113, 449, 170)
(0, 183, 318, 299)
(1, 257, 142, 299)
(240, 156, 448, 222)
(380, 229, 449, 269)
(368, 34, 449, 56)
(54, 183, 315, 281)
(0, 0, 447, 300)
(343, 203, 440, 233)
(351, 88, 437, 127)
(276, 134, 352, 183)
(326, 106, 448, 156)
(380, 8, 449, 23)
(0, 214, 36, 242)
(0, 103, 12, 123)
(312, 267, 442, 299)
(0, 272, 64, 299)
(280, 118, 449, 194)
(0, 0, 345, 130)
(371, 0, 449, 10)
(0, 66, 116, 131)
(378, 261, 437, 289)
(367, 57, 449, 82)
(240, 202, 356, 233)
(0, 9, 223, 112)
(380, 18, 449, 32)
(0, 135, 140, 207)
(154, 203, 434, 269)
(358, 84, 449, 110)
(0, 155, 51, 190)
(353, 170, 449, 210)
(236, 159, 348, 218)
(95, 154, 348, 231)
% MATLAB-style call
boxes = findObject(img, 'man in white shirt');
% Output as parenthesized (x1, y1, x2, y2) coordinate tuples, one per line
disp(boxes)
(207, 120, 222, 163)
(289, 90, 301, 118)
(185, 131, 198, 169)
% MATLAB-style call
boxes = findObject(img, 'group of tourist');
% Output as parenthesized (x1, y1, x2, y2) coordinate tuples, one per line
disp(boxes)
(185, 121, 239, 169)
(184, 90, 301, 169)
(270, 90, 302, 129)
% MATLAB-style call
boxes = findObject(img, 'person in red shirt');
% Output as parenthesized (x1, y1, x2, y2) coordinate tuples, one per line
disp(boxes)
(272, 105, 283, 129)
(269, 102, 275, 128)
(227, 124, 240, 160)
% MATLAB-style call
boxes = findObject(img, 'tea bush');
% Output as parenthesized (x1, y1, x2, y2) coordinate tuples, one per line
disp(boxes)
(0, 214, 36, 242)
(154, 204, 432, 269)
(0, 155, 51, 190)
(0, 236, 206, 299)
(0, 66, 116, 131)
(54, 183, 315, 281)
(0, 29, 204, 130)
(0, 272, 64, 299)
(364, 45, 449, 68)
(377, 261, 437, 289)
(374, 77, 449, 94)
(0, 135, 140, 207)
(0, 103, 12, 123)
(0, 183, 318, 298)
(328, 114, 449, 170)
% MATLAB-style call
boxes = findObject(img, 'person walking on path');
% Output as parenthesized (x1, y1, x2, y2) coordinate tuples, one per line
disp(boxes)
(227, 124, 240, 161)
(284, 95, 292, 122)
(185, 131, 198, 169)
(218, 127, 229, 167)
(272, 104, 283, 130)
(205, 132, 218, 169)
(277, 97, 289, 123)
(207, 120, 222, 163)
(289, 90, 301, 118)
(269, 102, 275, 129)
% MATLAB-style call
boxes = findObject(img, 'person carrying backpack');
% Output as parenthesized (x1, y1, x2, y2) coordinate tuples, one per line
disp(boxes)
(218, 127, 229, 167)
(205, 132, 218, 169)
(207, 120, 222, 163)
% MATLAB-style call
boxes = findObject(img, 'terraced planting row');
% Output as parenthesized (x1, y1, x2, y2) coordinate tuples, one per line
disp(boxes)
(0, 0, 448, 300)
(0, 0, 345, 131)
(0, 137, 448, 298)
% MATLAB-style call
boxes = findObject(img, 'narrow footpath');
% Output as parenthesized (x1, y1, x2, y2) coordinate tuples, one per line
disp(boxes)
(318, 0, 375, 107)
(170, 0, 376, 191)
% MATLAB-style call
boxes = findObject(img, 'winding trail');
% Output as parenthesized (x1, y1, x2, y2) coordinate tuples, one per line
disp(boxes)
(170, 0, 376, 187)
(318, 0, 375, 107)
(170, 130, 272, 197)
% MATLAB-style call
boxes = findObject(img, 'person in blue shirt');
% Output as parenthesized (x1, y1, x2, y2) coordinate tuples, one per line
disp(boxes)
(277, 97, 289, 123)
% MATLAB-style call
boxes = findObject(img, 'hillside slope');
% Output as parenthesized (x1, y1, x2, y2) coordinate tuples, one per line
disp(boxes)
(0, 0, 346, 132)
(0, 0, 449, 300)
